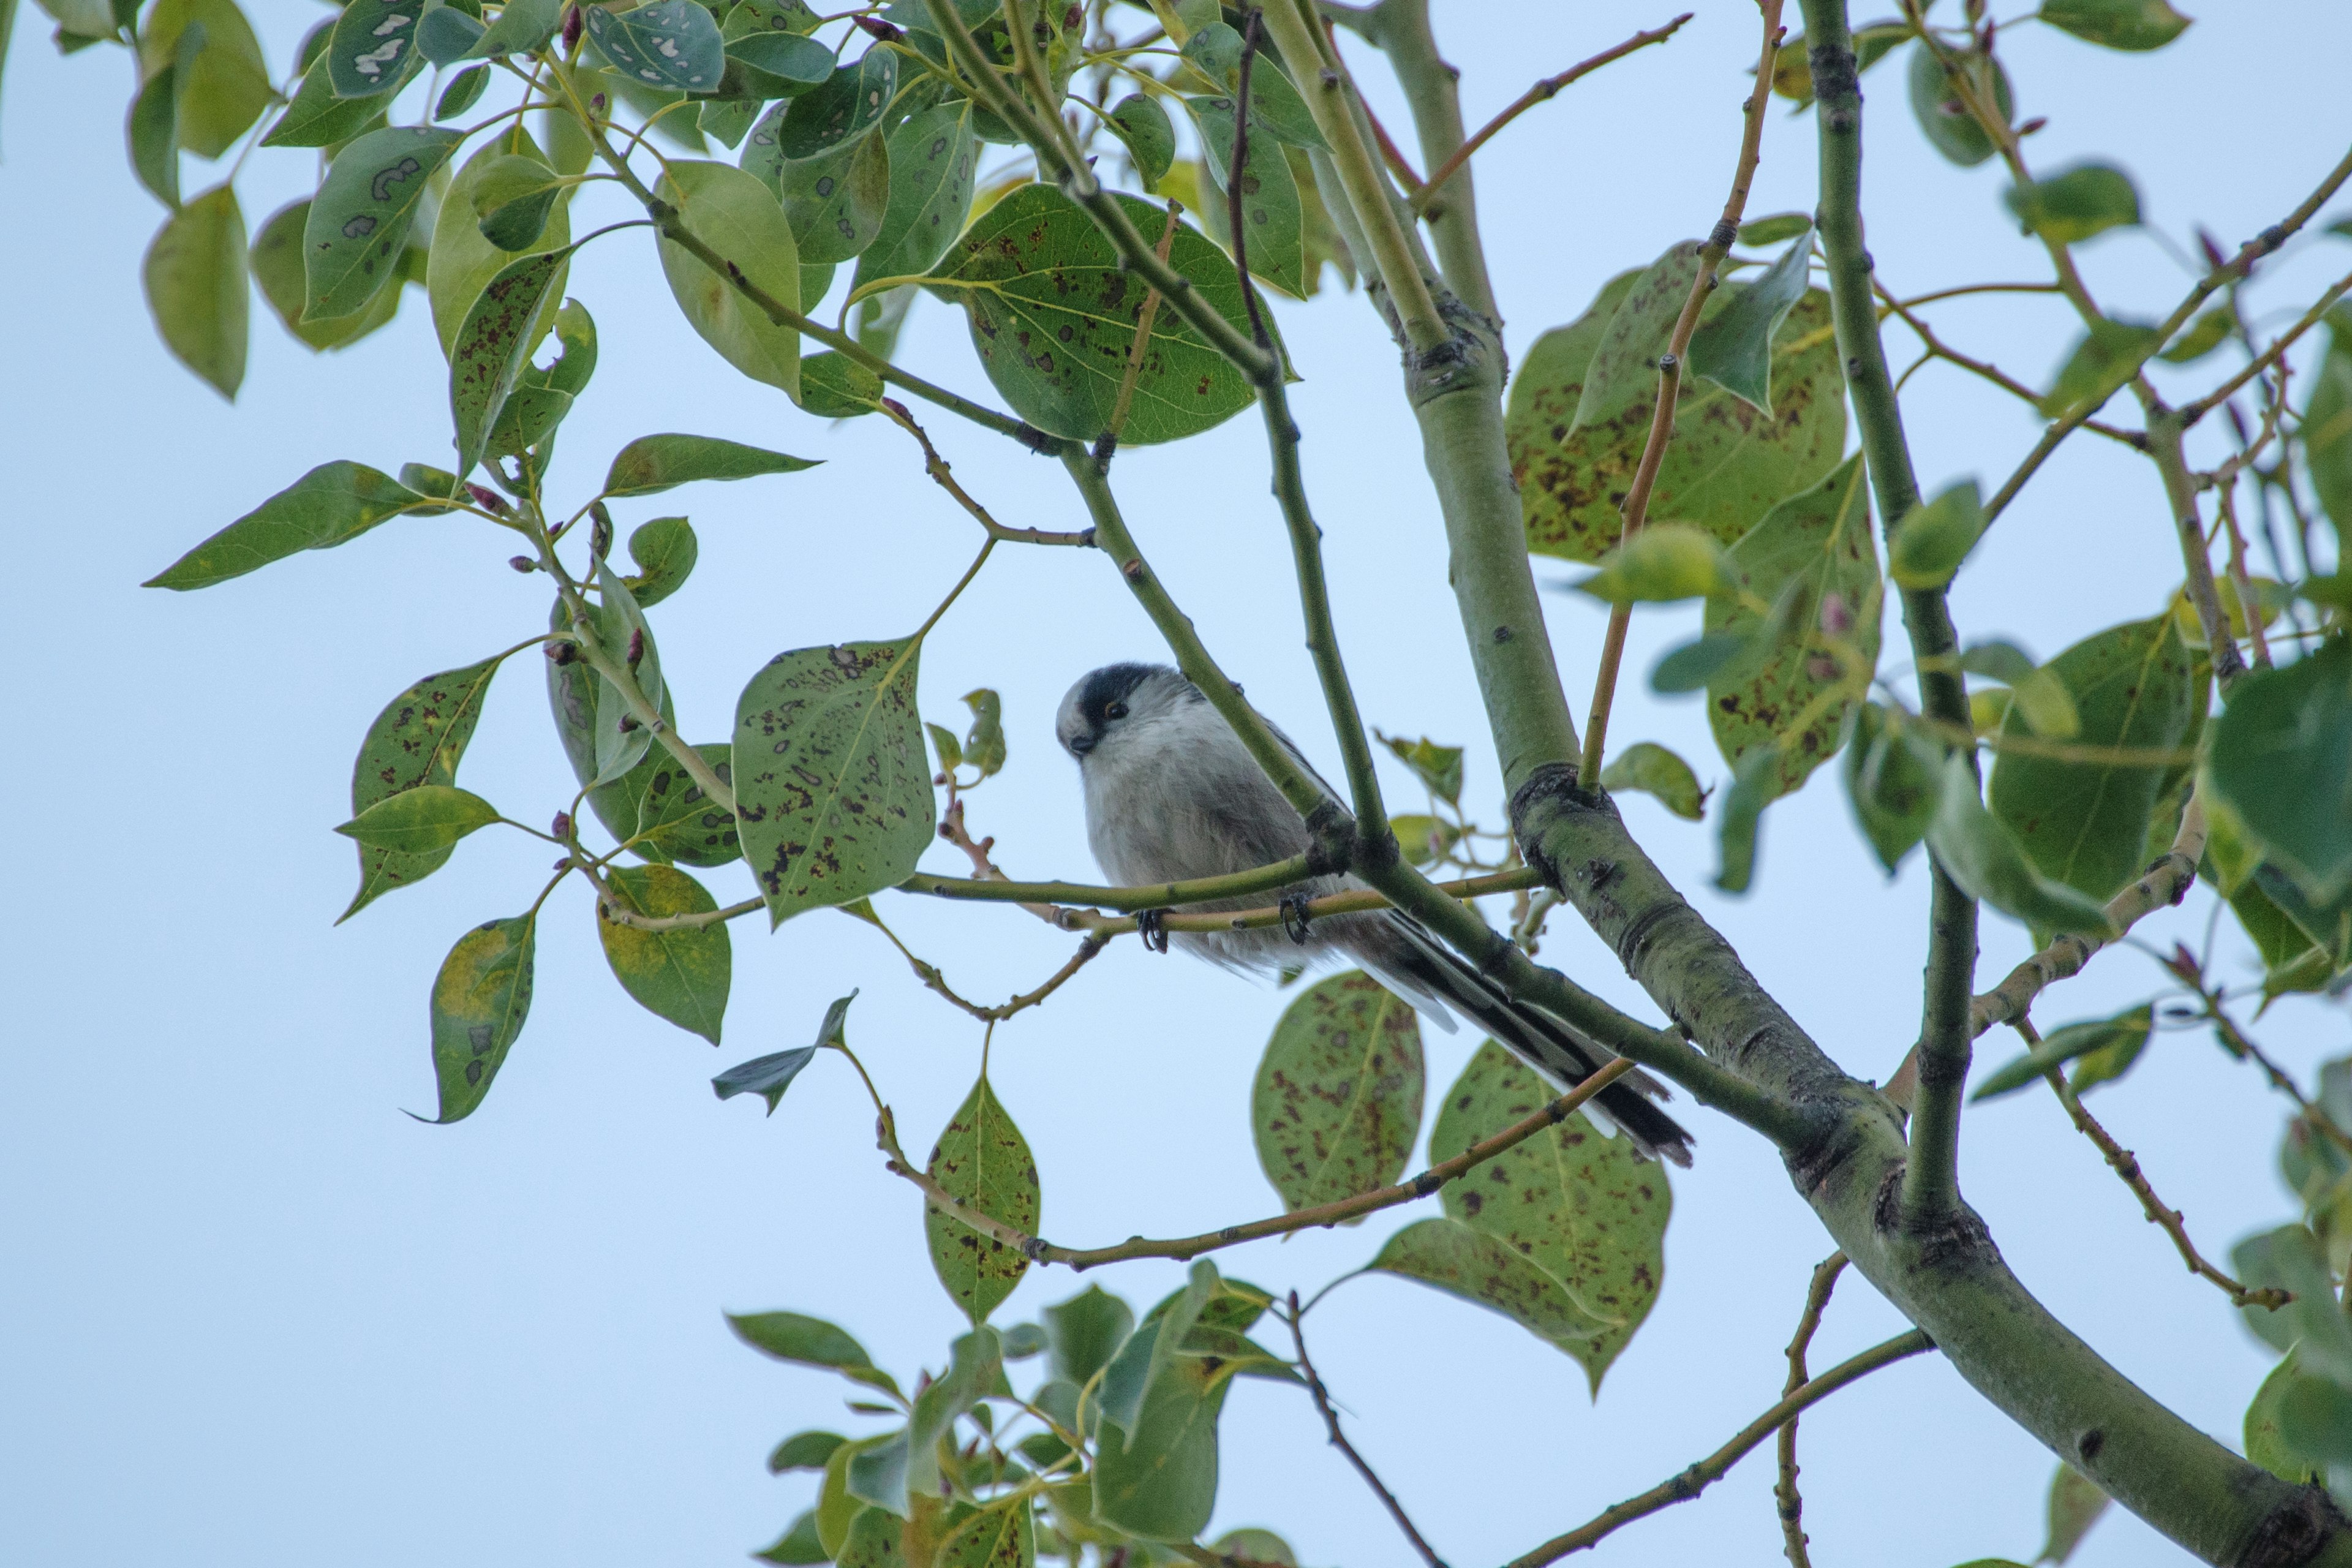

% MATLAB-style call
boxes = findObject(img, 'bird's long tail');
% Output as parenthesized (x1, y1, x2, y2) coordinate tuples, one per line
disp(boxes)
(1354, 913, 1695, 1167)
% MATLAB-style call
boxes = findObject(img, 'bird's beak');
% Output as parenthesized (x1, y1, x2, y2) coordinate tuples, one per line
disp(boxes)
(1067, 733, 1095, 757)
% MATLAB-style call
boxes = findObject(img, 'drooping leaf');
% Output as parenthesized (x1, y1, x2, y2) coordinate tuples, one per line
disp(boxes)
(140, 0, 270, 153)
(1368, 1217, 1616, 1362)
(337, 655, 501, 918)
(1888, 478, 1988, 589)
(1043, 1284, 1133, 1388)
(143, 182, 247, 399)
(2003, 162, 2141, 244)
(467, 0, 562, 59)
(756, 1509, 829, 1565)
(2038, 319, 2164, 420)
(146, 461, 423, 589)
(251, 199, 404, 351)
(1928, 752, 2117, 937)
(2234, 1225, 2352, 1373)
(1572, 241, 1703, 433)
(2205, 637, 2352, 904)
(1510, 273, 1845, 562)
(925, 184, 1265, 445)
(1570, 524, 1730, 604)
(604, 432, 819, 496)
(770, 1431, 848, 1474)
(657, 158, 804, 396)
(1091, 1348, 1229, 1542)
(597, 864, 732, 1043)
(304, 126, 462, 323)
(2038, 1463, 2111, 1565)
(623, 515, 698, 608)
(2041, 0, 2191, 50)
(1251, 970, 1423, 1213)
(1429, 1041, 1670, 1391)
(1972, 1004, 2155, 1101)
(336, 783, 500, 853)
(1715, 741, 1781, 892)
(1988, 614, 2207, 905)
(729, 1310, 877, 1373)
(583, 0, 724, 92)
(924, 1072, 1041, 1324)
(1703, 453, 1881, 795)
(1190, 96, 1307, 299)
(1688, 227, 1812, 413)
(127, 47, 181, 206)
(901, 1327, 1001, 1509)
(734, 640, 933, 922)
(585, 564, 663, 788)
(1104, 92, 1174, 187)
(2247, 1354, 2328, 1485)
(1841, 702, 1944, 875)
(1907, 43, 2013, 167)
(1599, 742, 1707, 820)
(853, 99, 979, 290)
(432, 131, 573, 358)
(449, 245, 575, 477)
(426, 913, 537, 1123)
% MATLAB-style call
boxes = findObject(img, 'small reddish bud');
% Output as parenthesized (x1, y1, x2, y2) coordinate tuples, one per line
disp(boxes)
(1819, 591, 1852, 637)
(880, 396, 912, 420)
(2015, 116, 2046, 137)
(854, 14, 902, 40)
(561, 4, 582, 48)
(552, 812, 573, 839)
(2197, 227, 2229, 271)
(554, 856, 571, 870)
(619, 715, 641, 733)
(467, 483, 509, 513)
(509, 555, 535, 573)
(1063, 3, 1081, 30)
(626, 627, 645, 667)
(546, 641, 579, 665)
(590, 91, 608, 115)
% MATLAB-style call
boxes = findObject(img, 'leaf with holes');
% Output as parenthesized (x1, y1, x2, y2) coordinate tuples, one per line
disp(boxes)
(426, 913, 537, 1123)
(1429, 1041, 1668, 1391)
(597, 864, 732, 1043)
(924, 1073, 1040, 1325)
(657, 159, 803, 396)
(1703, 453, 1881, 796)
(925, 184, 1263, 445)
(449, 245, 575, 477)
(1509, 271, 1845, 562)
(1250, 971, 1423, 1213)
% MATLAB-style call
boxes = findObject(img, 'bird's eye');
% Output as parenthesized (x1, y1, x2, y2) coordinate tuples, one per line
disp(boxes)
(1104, 701, 1128, 721)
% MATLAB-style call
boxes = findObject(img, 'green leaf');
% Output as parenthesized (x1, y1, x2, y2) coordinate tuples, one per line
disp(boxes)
(2003, 162, 2141, 244)
(1738, 212, 1812, 247)
(1600, 741, 1707, 820)
(1211, 1531, 1296, 1568)
(772, 47, 897, 160)
(339, 656, 501, 918)
(924, 1072, 1041, 1324)
(1841, 702, 1943, 875)
(1572, 241, 1702, 432)
(902, 1327, 1001, 1509)
(1651, 631, 1753, 695)
(1368, 1216, 1616, 1360)
(797, 350, 886, 417)
(449, 245, 575, 478)
(604, 432, 818, 497)
(127, 45, 181, 207)
(757, 124, 892, 267)
(1251, 970, 1423, 1213)
(1765, 22, 1910, 106)
(2068, 1003, 2155, 1095)
(322, 0, 423, 96)
(584, 0, 723, 91)
(1714, 742, 1780, 894)
(337, 782, 500, 853)
(2038, 1466, 2110, 1568)
(1988, 614, 2207, 905)
(1104, 92, 1174, 187)
(1888, 478, 1987, 589)
(471, 153, 568, 252)
(1429, 1041, 1670, 1390)
(622, 515, 698, 609)
(1972, 1005, 2154, 1101)
(1928, 753, 2117, 937)
(1964, 642, 2081, 739)
(726, 29, 832, 85)
(2206, 637, 2352, 904)
(147, 461, 423, 589)
(1570, 523, 1730, 604)
(1179, 21, 1321, 146)
(2157, 306, 2232, 365)
(1374, 731, 1463, 804)
(2305, 316, 2352, 552)
(425, 913, 537, 1123)
(657, 158, 804, 396)
(715, 990, 849, 1110)
(1390, 813, 1461, 866)
(933, 1501, 1033, 1568)
(852, 99, 979, 290)
(771, 1430, 847, 1473)
(2038, 318, 2164, 420)
(415, 3, 484, 64)
(252, 199, 403, 352)
(755, 1509, 828, 1565)
(2236, 1225, 2351, 1368)
(1091, 1343, 1229, 1542)
(960, 688, 1005, 778)
(2041, 0, 2192, 50)
(265, 51, 401, 148)
(1688, 227, 1812, 413)
(466, 0, 561, 59)
(1703, 453, 1881, 795)
(140, 0, 270, 154)
(2247, 1353, 2327, 1484)
(1043, 1284, 1133, 1387)
(926, 183, 1264, 445)
(836, 1505, 910, 1568)
(432, 132, 573, 358)
(927, 722, 963, 775)
(1510, 273, 1845, 562)
(1907, 43, 2013, 167)
(597, 864, 732, 1043)
(1190, 96, 1307, 299)
(1000, 1322, 1048, 1360)
(488, 296, 596, 459)
(304, 126, 462, 324)
(143, 183, 246, 399)
(729, 1309, 876, 1373)
(734, 640, 932, 922)
(586, 565, 663, 787)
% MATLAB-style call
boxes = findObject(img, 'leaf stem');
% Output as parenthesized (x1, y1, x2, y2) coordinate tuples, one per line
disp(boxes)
(1284, 1291, 1450, 1568)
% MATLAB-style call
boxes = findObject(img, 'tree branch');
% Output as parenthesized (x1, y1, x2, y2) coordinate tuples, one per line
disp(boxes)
(1774, 1253, 1849, 1568)
(1286, 1292, 1450, 1568)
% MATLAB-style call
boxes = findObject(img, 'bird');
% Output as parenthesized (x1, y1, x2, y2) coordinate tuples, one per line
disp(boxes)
(1055, 662, 1693, 1166)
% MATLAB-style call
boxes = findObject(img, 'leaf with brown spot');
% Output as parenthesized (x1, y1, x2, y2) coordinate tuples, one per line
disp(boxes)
(1703, 453, 1883, 796)
(1366, 1217, 1617, 1373)
(426, 913, 536, 1123)
(933, 1499, 1034, 1568)
(304, 126, 462, 325)
(596, 864, 731, 1044)
(449, 244, 576, 477)
(431, 131, 573, 359)
(924, 1073, 1040, 1325)
(341, 654, 501, 919)
(733, 639, 933, 924)
(1250, 970, 1423, 1212)
(1427, 1041, 1671, 1392)
(657, 158, 802, 397)
(1508, 274, 1846, 562)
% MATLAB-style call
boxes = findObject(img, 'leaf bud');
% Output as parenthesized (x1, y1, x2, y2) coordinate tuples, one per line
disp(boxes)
(627, 627, 645, 668)
(554, 856, 571, 870)
(619, 715, 640, 733)
(546, 641, 578, 665)
(589, 500, 614, 562)
(467, 483, 509, 513)
(2196, 227, 2228, 271)
(2015, 116, 2047, 138)
(508, 556, 535, 573)
(854, 13, 902, 40)
(552, 812, 573, 839)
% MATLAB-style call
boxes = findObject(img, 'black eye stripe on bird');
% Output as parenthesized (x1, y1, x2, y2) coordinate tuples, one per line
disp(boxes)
(1055, 663, 1694, 1167)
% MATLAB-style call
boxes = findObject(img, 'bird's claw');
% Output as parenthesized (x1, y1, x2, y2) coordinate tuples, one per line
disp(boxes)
(1280, 893, 1314, 946)
(1137, 908, 1170, 954)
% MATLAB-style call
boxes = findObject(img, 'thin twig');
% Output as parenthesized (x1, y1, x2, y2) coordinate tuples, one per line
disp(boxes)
(1286, 1292, 1450, 1568)
(877, 401, 1098, 546)
(1101, 202, 1182, 458)
(1873, 282, 2143, 448)
(1774, 1252, 1848, 1566)
(889, 1060, 1635, 1270)
(2027, 1022, 2288, 1311)
(2179, 267, 2352, 425)
(1509, 1329, 1936, 1566)
(1580, 0, 1783, 785)
(1226, 9, 1272, 350)
(1412, 15, 1691, 213)
(2142, 402, 2250, 688)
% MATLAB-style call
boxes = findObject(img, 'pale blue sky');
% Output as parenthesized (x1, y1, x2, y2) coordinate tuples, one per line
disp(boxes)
(4, 4, 2351, 1565)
